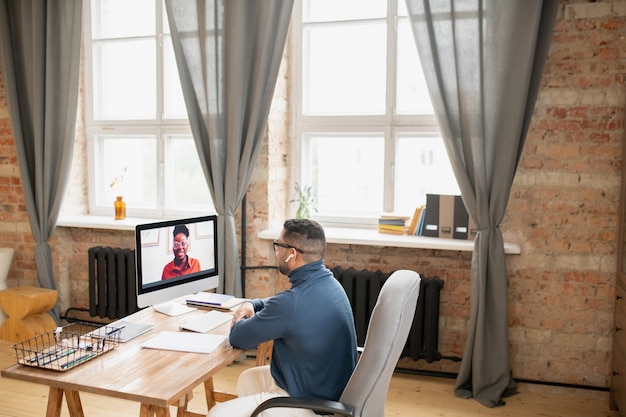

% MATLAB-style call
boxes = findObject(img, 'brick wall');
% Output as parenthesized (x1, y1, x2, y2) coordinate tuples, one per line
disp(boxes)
(503, 0, 625, 386)
(0, 0, 624, 388)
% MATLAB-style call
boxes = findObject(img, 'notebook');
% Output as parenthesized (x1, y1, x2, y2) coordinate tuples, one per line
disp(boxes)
(141, 331, 227, 354)
(179, 310, 232, 333)
(186, 293, 250, 312)
(185, 292, 234, 307)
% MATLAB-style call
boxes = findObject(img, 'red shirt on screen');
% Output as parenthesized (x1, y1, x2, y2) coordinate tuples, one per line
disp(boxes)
(162, 256, 201, 279)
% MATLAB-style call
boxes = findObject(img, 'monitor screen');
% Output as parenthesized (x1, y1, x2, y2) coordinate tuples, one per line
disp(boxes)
(135, 215, 219, 309)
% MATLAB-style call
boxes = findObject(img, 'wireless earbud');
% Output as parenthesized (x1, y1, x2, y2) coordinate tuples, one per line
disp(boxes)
(285, 254, 294, 262)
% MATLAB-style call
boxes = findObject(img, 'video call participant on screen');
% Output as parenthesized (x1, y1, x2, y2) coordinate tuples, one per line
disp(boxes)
(208, 219, 358, 417)
(161, 224, 201, 280)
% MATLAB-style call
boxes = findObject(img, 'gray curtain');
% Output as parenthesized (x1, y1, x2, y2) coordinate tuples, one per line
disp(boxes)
(165, 0, 293, 296)
(0, 0, 82, 323)
(405, 0, 559, 407)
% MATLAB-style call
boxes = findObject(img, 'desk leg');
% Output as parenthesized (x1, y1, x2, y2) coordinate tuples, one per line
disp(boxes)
(46, 388, 63, 417)
(46, 388, 84, 417)
(204, 378, 216, 410)
(65, 390, 85, 417)
(175, 392, 195, 417)
(139, 403, 171, 417)
(203, 377, 237, 410)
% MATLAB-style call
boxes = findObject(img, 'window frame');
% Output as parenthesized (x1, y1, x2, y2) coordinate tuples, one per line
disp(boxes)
(83, 0, 214, 219)
(290, 0, 449, 228)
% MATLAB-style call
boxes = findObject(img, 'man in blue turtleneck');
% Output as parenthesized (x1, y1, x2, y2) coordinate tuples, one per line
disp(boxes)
(209, 219, 358, 417)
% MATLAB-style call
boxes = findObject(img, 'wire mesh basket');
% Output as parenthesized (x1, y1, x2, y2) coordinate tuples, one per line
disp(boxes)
(12, 322, 121, 371)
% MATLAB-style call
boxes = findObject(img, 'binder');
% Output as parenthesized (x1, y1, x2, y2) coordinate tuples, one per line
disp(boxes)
(453, 195, 470, 240)
(423, 194, 473, 240)
(422, 194, 440, 237)
(438, 195, 455, 238)
(467, 215, 478, 241)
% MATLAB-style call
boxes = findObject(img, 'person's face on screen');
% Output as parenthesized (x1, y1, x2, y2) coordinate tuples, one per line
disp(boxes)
(172, 233, 189, 261)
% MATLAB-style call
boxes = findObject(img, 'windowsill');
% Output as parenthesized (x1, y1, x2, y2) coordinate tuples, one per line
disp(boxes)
(57, 215, 521, 255)
(57, 214, 159, 231)
(258, 228, 521, 255)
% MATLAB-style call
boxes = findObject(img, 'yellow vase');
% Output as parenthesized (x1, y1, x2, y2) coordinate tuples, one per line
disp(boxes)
(114, 196, 126, 220)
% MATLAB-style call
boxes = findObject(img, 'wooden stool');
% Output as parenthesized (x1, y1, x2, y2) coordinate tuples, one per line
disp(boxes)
(0, 286, 57, 342)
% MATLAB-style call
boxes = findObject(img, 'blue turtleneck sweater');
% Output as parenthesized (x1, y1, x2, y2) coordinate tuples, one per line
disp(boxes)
(229, 260, 358, 401)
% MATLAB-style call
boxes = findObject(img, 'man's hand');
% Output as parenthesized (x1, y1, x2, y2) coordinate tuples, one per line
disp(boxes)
(231, 301, 255, 328)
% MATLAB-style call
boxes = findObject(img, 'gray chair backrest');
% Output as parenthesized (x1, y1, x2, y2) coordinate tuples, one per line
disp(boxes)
(337, 270, 421, 417)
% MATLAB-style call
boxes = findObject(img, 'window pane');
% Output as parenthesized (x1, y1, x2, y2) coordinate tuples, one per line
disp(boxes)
(91, 0, 155, 39)
(303, 0, 385, 22)
(397, 0, 408, 16)
(87, 1, 216, 217)
(303, 22, 386, 115)
(395, 135, 460, 214)
(164, 136, 214, 212)
(96, 136, 158, 209)
(93, 39, 156, 120)
(163, 0, 171, 34)
(296, 0, 446, 226)
(163, 35, 188, 119)
(397, 19, 433, 114)
(305, 135, 384, 215)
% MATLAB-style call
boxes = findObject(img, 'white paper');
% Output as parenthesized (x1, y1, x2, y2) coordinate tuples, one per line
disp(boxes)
(141, 331, 227, 354)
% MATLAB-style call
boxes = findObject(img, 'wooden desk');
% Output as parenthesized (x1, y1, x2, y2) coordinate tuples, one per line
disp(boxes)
(0, 307, 243, 417)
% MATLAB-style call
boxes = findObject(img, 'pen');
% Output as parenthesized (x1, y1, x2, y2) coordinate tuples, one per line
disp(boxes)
(60, 352, 97, 369)
(29, 347, 64, 363)
(106, 325, 125, 336)
(38, 349, 74, 366)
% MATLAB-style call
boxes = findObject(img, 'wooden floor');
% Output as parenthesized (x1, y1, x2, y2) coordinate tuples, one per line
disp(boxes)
(0, 341, 620, 417)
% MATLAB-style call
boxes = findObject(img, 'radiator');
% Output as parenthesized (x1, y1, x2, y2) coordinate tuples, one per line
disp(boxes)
(88, 246, 138, 320)
(332, 266, 444, 363)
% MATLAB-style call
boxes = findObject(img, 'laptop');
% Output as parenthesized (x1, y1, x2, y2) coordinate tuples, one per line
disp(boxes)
(91, 321, 154, 343)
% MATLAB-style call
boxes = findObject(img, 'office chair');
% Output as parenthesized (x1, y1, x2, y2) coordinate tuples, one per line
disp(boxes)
(250, 269, 421, 417)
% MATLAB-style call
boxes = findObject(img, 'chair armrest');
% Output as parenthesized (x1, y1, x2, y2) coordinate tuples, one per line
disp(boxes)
(250, 396, 355, 417)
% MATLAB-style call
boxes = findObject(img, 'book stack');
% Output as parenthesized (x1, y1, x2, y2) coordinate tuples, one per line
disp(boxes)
(186, 292, 249, 311)
(377, 214, 411, 235)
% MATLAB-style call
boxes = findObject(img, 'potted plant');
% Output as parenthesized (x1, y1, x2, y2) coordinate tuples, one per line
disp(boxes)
(291, 183, 317, 219)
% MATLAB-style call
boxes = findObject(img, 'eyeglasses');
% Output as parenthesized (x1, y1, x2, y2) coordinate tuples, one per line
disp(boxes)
(172, 240, 189, 249)
(272, 239, 304, 253)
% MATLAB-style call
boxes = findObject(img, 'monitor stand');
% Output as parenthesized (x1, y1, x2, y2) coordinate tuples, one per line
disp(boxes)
(152, 299, 196, 317)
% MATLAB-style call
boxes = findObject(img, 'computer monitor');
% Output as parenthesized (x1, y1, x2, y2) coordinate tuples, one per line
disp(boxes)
(135, 215, 219, 315)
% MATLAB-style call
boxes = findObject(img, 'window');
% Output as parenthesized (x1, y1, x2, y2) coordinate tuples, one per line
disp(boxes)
(294, 0, 459, 226)
(85, 0, 213, 217)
